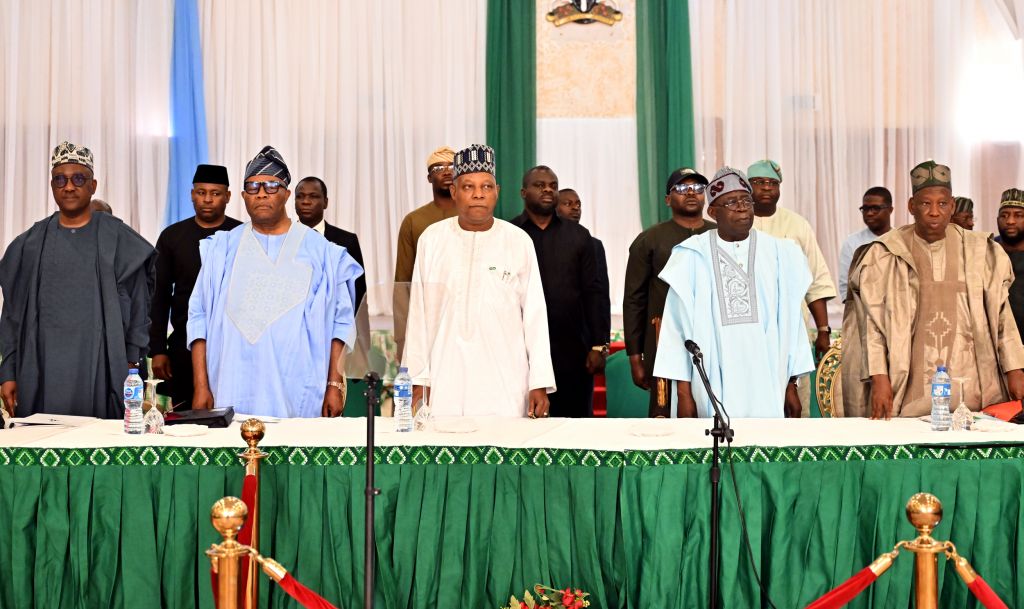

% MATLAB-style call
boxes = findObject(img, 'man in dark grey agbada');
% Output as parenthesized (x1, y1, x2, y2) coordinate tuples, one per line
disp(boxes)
(1, 141, 155, 418)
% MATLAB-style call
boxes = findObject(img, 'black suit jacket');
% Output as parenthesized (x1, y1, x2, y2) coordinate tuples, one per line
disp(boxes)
(323, 223, 367, 314)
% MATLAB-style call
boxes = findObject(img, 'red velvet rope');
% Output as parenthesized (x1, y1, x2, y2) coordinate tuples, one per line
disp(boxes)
(277, 573, 340, 609)
(805, 567, 878, 609)
(967, 577, 1009, 609)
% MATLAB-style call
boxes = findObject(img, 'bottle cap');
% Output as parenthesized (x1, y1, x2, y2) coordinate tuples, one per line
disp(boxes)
(399, 366, 408, 373)
(937, 366, 947, 372)
(128, 368, 139, 374)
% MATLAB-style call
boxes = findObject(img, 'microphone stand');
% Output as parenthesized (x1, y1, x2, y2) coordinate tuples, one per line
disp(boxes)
(362, 372, 382, 609)
(690, 349, 733, 609)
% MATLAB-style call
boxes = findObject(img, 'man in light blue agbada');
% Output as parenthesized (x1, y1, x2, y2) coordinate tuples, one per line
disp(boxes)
(187, 146, 363, 417)
(654, 167, 814, 418)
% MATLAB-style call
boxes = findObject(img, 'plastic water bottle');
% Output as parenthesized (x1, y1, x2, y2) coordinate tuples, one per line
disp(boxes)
(930, 366, 952, 431)
(123, 368, 144, 434)
(394, 367, 413, 433)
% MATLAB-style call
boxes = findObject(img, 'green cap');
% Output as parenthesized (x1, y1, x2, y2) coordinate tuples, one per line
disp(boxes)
(910, 160, 951, 194)
(747, 159, 782, 182)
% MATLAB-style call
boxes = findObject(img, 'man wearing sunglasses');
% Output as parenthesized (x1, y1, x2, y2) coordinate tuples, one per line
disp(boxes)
(623, 168, 716, 417)
(654, 167, 814, 418)
(393, 147, 458, 359)
(837, 186, 893, 301)
(0, 141, 155, 419)
(187, 146, 364, 418)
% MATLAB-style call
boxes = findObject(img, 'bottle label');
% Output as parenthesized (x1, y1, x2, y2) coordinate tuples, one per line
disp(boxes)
(395, 385, 412, 399)
(931, 383, 951, 398)
(124, 385, 143, 401)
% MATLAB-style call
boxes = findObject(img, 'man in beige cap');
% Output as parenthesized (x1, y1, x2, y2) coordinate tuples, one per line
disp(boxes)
(393, 146, 458, 358)
(843, 161, 1024, 419)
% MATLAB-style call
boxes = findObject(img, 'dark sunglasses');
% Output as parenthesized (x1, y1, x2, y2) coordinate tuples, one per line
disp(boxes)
(243, 180, 284, 195)
(429, 164, 453, 175)
(672, 183, 706, 195)
(51, 174, 91, 188)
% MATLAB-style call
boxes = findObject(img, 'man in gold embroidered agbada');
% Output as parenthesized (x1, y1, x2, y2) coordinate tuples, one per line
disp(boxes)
(841, 161, 1024, 418)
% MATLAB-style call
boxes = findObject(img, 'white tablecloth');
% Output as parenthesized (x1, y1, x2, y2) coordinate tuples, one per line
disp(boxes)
(3, 416, 1022, 451)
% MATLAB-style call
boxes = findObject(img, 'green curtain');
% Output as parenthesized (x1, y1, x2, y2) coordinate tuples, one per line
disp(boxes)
(636, 0, 697, 229)
(486, 0, 536, 220)
(3, 449, 1024, 608)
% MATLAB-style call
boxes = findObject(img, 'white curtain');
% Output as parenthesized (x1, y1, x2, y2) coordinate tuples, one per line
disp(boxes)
(197, 0, 487, 316)
(689, 0, 1024, 283)
(0, 0, 173, 250)
(537, 118, 642, 314)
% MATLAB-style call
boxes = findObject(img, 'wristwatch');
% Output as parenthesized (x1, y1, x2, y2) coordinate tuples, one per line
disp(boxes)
(591, 344, 610, 357)
(327, 380, 345, 391)
(817, 326, 831, 334)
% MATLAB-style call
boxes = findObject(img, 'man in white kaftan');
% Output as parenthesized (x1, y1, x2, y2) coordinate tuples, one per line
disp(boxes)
(403, 144, 556, 418)
(654, 167, 814, 418)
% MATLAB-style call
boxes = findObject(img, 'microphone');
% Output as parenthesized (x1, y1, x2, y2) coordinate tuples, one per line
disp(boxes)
(684, 339, 702, 357)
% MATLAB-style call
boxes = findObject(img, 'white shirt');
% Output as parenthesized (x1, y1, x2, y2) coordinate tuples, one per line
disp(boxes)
(403, 217, 556, 417)
(837, 227, 879, 300)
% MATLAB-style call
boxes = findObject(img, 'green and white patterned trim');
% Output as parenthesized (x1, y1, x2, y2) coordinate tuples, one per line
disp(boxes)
(2, 442, 1023, 468)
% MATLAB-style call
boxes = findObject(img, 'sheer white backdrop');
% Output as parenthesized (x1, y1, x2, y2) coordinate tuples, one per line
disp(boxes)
(690, 0, 1024, 279)
(0, 0, 173, 249)
(197, 0, 486, 316)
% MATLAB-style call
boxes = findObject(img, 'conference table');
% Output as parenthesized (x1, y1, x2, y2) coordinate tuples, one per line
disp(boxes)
(2, 416, 1023, 609)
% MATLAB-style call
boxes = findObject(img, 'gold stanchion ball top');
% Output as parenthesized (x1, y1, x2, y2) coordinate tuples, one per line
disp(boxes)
(906, 492, 942, 533)
(240, 418, 266, 447)
(210, 496, 248, 538)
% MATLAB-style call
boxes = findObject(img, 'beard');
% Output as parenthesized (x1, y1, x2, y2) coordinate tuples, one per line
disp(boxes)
(999, 228, 1024, 246)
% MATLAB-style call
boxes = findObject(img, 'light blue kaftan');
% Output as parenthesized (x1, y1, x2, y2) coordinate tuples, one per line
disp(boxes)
(187, 222, 363, 417)
(653, 229, 814, 418)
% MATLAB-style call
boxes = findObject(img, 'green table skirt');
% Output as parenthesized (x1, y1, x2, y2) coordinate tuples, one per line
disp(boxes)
(1, 444, 1023, 608)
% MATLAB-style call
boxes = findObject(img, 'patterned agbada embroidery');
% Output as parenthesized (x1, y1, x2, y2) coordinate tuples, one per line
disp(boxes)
(710, 232, 758, 325)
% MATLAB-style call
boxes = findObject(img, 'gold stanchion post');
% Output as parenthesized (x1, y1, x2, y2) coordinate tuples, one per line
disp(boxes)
(206, 497, 250, 609)
(903, 492, 944, 609)
(239, 418, 267, 609)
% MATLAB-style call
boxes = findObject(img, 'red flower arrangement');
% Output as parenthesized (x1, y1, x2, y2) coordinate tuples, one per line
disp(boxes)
(501, 584, 590, 609)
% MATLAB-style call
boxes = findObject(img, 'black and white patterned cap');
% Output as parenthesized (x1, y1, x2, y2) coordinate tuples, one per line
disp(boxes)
(244, 145, 291, 186)
(50, 141, 94, 170)
(453, 144, 496, 179)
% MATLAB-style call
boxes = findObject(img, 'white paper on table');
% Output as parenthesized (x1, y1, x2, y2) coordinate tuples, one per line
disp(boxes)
(12, 414, 99, 427)
(236, 415, 281, 424)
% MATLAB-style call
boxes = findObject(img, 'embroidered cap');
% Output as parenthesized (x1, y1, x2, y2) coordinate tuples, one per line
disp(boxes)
(51, 141, 94, 170)
(953, 196, 973, 214)
(1000, 188, 1024, 210)
(453, 144, 496, 178)
(910, 160, 951, 194)
(706, 167, 752, 205)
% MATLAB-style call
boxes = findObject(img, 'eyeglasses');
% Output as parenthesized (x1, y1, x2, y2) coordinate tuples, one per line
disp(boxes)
(859, 205, 892, 214)
(715, 196, 754, 211)
(749, 178, 780, 188)
(50, 173, 91, 188)
(672, 183, 706, 195)
(243, 180, 284, 195)
(429, 164, 453, 175)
